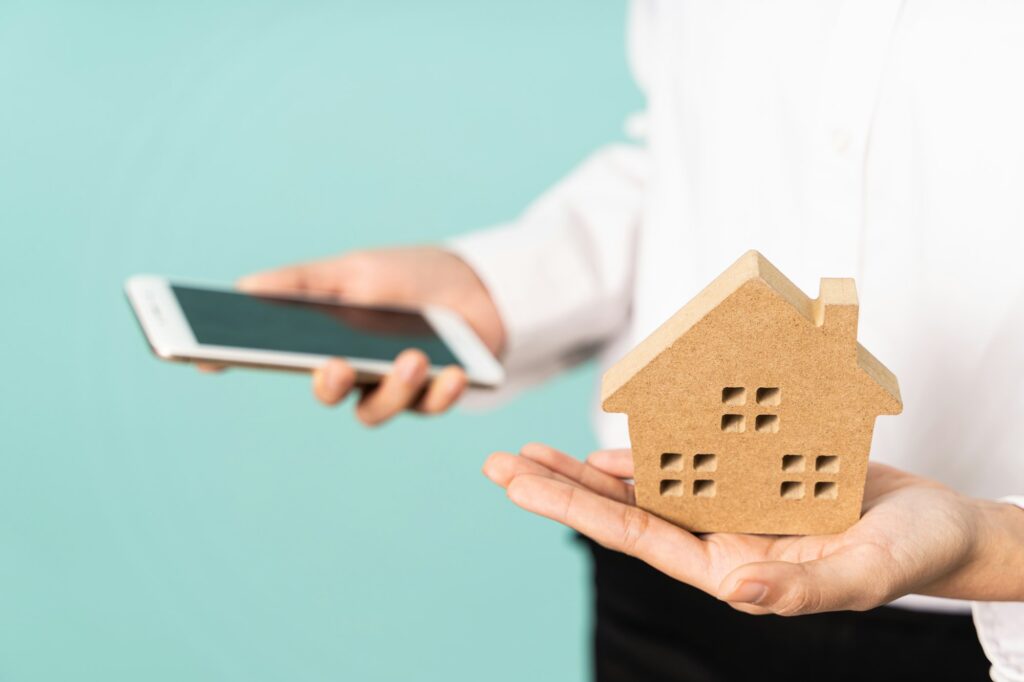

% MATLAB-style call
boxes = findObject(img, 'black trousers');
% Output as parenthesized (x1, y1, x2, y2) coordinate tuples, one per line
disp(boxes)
(585, 539, 991, 682)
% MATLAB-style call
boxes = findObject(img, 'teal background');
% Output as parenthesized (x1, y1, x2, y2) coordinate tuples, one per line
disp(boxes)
(0, 2, 640, 680)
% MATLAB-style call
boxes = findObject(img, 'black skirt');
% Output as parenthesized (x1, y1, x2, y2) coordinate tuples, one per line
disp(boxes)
(584, 538, 991, 682)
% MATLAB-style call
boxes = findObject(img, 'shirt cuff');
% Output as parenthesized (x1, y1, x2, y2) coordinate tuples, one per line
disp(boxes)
(446, 225, 596, 374)
(971, 496, 1024, 682)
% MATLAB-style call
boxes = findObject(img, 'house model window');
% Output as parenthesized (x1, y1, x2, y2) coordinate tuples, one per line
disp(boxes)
(721, 387, 781, 433)
(659, 452, 719, 499)
(780, 454, 840, 500)
(600, 251, 902, 535)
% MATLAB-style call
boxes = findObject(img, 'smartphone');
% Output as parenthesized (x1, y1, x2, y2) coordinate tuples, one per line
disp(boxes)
(125, 275, 504, 388)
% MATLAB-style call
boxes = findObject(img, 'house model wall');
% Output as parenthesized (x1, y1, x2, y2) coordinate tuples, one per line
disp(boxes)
(601, 251, 902, 535)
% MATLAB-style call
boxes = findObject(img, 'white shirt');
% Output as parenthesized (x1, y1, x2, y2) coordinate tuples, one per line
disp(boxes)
(451, 1, 1024, 678)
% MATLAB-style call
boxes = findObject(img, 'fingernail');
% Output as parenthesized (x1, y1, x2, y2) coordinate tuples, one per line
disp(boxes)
(399, 356, 422, 384)
(325, 363, 345, 396)
(725, 581, 768, 604)
(444, 375, 464, 399)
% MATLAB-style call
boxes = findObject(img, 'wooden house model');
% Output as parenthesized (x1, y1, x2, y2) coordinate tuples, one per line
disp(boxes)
(601, 251, 902, 535)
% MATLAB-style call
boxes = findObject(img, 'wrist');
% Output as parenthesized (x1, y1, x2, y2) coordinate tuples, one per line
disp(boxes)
(942, 496, 1024, 601)
(439, 249, 507, 356)
(980, 498, 1024, 600)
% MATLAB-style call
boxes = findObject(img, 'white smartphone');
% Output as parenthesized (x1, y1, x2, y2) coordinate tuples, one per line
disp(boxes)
(125, 275, 505, 388)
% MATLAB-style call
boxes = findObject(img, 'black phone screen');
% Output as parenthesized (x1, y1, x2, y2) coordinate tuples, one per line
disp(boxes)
(171, 285, 462, 366)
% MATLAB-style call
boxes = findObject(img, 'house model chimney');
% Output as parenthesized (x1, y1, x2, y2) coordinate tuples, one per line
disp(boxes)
(813, 277, 859, 341)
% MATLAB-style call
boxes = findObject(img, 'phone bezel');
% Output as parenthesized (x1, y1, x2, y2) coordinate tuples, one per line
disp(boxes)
(124, 275, 504, 388)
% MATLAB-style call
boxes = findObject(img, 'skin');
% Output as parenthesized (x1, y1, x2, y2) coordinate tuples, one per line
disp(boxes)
(204, 246, 1024, 613)
(199, 246, 506, 426)
(483, 443, 1024, 615)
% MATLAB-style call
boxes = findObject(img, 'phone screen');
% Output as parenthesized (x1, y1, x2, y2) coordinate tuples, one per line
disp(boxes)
(171, 285, 462, 366)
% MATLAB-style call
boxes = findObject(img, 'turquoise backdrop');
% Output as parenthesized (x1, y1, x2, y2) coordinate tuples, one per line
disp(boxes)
(0, 2, 640, 680)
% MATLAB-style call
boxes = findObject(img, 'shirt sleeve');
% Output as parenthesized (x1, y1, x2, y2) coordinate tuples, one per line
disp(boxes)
(446, 1, 654, 397)
(972, 496, 1024, 682)
(447, 143, 648, 381)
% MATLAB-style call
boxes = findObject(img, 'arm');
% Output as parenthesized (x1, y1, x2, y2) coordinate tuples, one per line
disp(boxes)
(482, 445, 1024, 609)
(206, 141, 647, 424)
(448, 143, 648, 378)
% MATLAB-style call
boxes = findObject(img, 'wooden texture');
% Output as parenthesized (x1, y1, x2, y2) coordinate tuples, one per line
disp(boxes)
(602, 251, 902, 535)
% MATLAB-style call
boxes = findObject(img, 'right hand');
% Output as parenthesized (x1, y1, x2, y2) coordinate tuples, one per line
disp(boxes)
(199, 246, 505, 425)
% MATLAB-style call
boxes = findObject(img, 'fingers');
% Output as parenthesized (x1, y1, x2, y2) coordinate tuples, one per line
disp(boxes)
(519, 443, 634, 504)
(313, 352, 461, 422)
(355, 349, 430, 426)
(482, 451, 586, 491)
(586, 449, 634, 479)
(717, 544, 894, 616)
(196, 362, 226, 373)
(504, 473, 711, 590)
(312, 359, 358, 406)
(482, 443, 634, 504)
(416, 366, 467, 414)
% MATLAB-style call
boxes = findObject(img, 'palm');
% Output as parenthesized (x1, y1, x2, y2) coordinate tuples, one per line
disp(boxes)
(483, 444, 974, 615)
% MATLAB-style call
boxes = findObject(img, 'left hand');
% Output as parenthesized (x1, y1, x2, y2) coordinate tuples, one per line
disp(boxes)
(483, 444, 987, 616)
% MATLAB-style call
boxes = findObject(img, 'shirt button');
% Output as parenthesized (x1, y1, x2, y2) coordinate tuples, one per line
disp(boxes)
(831, 128, 853, 156)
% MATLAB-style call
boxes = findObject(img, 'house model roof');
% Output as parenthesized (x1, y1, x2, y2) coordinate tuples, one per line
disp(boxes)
(601, 250, 901, 414)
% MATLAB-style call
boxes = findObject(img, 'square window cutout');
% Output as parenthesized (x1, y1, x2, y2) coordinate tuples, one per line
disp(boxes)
(693, 453, 717, 472)
(814, 482, 838, 499)
(721, 414, 745, 433)
(661, 453, 684, 471)
(693, 480, 716, 497)
(722, 387, 746, 405)
(780, 481, 804, 499)
(816, 455, 839, 473)
(782, 454, 804, 472)
(757, 387, 781, 406)
(755, 414, 779, 433)
(660, 480, 684, 497)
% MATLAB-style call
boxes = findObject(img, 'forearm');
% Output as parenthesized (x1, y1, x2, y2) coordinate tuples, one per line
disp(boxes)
(923, 498, 1024, 601)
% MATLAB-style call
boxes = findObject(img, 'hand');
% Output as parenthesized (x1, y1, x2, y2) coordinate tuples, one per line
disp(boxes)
(483, 444, 1023, 615)
(199, 246, 505, 425)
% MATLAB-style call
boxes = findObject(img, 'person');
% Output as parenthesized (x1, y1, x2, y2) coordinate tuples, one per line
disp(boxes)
(207, 1, 1024, 679)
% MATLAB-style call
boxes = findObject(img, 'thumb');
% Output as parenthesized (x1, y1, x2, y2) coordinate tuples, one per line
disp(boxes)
(717, 545, 894, 616)
(237, 265, 310, 295)
(586, 449, 634, 479)
(237, 259, 349, 296)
